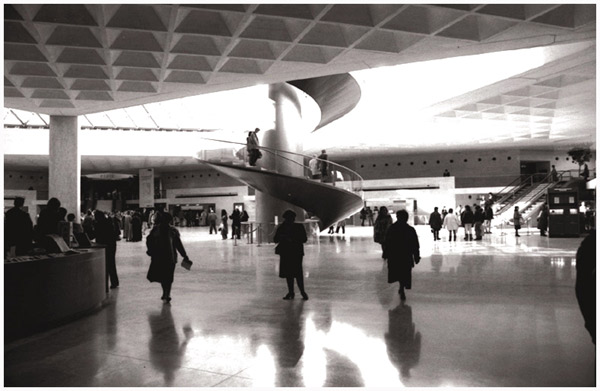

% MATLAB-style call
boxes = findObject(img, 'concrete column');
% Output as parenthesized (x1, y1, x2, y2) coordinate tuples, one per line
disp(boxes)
(255, 83, 307, 224)
(49, 116, 81, 222)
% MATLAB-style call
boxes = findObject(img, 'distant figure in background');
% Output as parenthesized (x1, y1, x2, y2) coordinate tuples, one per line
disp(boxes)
(200, 209, 207, 226)
(360, 208, 367, 226)
(575, 230, 595, 343)
(513, 206, 522, 237)
(461, 205, 474, 241)
(429, 207, 442, 241)
(309, 155, 320, 179)
(123, 211, 132, 241)
(384, 210, 420, 301)
(274, 209, 308, 300)
(318, 149, 328, 180)
(247, 128, 261, 166)
(443, 208, 460, 241)
(4, 197, 33, 256)
(240, 209, 249, 236)
(146, 212, 190, 303)
(66, 213, 83, 234)
(230, 208, 241, 239)
(537, 202, 549, 236)
(484, 204, 494, 234)
(82, 209, 95, 240)
(220, 209, 228, 240)
(374, 206, 393, 257)
(328, 224, 335, 234)
(131, 211, 143, 242)
(443, 169, 450, 177)
(473, 205, 485, 240)
(94, 210, 119, 289)
(366, 206, 374, 226)
(336, 219, 346, 234)
(208, 208, 218, 234)
(551, 165, 559, 182)
(581, 163, 590, 181)
(35, 197, 61, 239)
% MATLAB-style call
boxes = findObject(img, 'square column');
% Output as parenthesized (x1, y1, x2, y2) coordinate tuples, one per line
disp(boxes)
(49, 116, 81, 222)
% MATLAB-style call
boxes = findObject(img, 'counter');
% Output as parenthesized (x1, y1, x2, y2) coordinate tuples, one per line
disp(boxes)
(5, 248, 106, 341)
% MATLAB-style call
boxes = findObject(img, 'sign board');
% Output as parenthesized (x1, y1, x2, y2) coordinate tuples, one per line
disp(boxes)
(139, 168, 154, 208)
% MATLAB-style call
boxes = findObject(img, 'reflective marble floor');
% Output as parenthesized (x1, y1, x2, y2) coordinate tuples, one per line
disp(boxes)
(4, 226, 596, 387)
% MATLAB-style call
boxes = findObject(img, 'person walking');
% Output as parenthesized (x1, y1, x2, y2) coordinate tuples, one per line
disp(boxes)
(374, 206, 393, 257)
(429, 207, 442, 241)
(4, 197, 33, 256)
(208, 208, 218, 234)
(240, 209, 249, 236)
(94, 210, 120, 289)
(537, 202, 549, 236)
(473, 205, 485, 240)
(335, 219, 346, 234)
(230, 208, 241, 239)
(461, 205, 475, 241)
(443, 208, 460, 241)
(146, 212, 190, 303)
(513, 206, 522, 237)
(274, 209, 308, 300)
(383, 210, 420, 301)
(220, 209, 229, 240)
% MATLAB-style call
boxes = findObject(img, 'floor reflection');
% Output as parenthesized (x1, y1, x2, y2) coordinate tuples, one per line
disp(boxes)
(385, 303, 422, 381)
(147, 304, 193, 386)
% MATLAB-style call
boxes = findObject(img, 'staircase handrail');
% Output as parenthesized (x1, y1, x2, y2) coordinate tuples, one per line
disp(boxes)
(493, 174, 529, 205)
(196, 137, 364, 192)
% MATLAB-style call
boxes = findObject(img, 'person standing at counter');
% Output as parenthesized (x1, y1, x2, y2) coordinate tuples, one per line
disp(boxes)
(35, 197, 61, 239)
(94, 210, 120, 289)
(4, 197, 33, 256)
(146, 212, 190, 303)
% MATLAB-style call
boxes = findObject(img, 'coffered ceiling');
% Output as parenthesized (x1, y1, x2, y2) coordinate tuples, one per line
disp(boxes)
(4, 3, 596, 117)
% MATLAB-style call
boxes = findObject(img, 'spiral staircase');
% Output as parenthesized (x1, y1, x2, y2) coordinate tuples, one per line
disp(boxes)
(194, 139, 364, 231)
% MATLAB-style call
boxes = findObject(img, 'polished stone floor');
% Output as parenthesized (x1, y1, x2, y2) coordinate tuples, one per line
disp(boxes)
(4, 225, 596, 387)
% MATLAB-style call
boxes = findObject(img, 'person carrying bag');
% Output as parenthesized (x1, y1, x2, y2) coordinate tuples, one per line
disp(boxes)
(146, 212, 191, 303)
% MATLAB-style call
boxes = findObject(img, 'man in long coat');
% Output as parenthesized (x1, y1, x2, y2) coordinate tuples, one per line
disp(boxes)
(383, 209, 421, 301)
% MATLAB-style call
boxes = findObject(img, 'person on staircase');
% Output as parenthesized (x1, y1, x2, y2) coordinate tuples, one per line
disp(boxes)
(246, 128, 261, 167)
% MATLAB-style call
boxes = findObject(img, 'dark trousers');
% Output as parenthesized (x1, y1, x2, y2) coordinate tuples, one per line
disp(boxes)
(209, 221, 217, 234)
(105, 244, 119, 288)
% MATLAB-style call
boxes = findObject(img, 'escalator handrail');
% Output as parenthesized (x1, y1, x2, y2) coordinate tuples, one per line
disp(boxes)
(493, 174, 536, 206)
(197, 136, 364, 188)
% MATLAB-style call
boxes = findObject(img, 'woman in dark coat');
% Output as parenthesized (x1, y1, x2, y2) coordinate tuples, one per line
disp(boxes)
(131, 212, 143, 242)
(274, 209, 308, 300)
(230, 208, 241, 239)
(383, 210, 420, 301)
(374, 206, 393, 257)
(146, 212, 189, 303)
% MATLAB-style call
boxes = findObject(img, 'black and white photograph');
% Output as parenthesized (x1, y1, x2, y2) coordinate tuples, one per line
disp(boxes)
(2, 3, 596, 388)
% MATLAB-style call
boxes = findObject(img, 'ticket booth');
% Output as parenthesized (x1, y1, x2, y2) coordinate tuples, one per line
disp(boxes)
(548, 188, 580, 237)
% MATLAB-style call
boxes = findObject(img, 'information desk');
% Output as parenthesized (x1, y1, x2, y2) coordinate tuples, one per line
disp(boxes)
(5, 248, 106, 341)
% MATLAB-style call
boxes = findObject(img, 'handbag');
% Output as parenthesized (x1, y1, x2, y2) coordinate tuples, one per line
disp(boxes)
(181, 257, 193, 270)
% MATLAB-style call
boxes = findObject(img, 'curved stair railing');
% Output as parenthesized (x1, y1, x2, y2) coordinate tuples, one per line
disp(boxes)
(193, 137, 364, 231)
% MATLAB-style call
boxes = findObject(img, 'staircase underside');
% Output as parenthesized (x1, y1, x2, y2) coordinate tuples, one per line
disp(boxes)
(196, 161, 363, 231)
